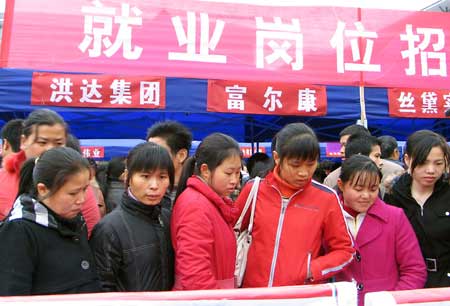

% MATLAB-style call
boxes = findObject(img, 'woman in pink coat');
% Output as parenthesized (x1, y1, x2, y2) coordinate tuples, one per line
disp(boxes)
(336, 155, 426, 306)
(171, 133, 241, 290)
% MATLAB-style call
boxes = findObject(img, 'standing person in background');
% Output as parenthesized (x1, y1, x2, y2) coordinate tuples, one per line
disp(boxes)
(384, 130, 450, 287)
(0, 109, 100, 236)
(90, 143, 174, 291)
(1, 119, 24, 164)
(378, 135, 406, 169)
(336, 155, 426, 306)
(146, 120, 193, 207)
(103, 156, 126, 213)
(171, 133, 241, 290)
(235, 123, 354, 288)
(0, 147, 100, 295)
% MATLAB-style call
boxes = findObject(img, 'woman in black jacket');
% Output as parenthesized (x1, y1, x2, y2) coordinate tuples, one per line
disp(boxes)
(384, 130, 450, 288)
(0, 147, 100, 295)
(89, 142, 174, 291)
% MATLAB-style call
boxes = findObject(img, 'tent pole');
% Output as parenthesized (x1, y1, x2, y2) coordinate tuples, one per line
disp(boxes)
(359, 85, 368, 128)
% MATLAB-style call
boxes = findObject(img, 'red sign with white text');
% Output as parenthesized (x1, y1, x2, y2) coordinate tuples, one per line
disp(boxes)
(241, 146, 267, 159)
(31, 73, 165, 109)
(2, 1, 450, 89)
(388, 88, 450, 118)
(81, 146, 104, 159)
(208, 80, 326, 116)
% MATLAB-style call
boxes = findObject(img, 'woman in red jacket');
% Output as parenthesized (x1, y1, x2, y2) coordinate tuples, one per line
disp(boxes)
(0, 109, 100, 236)
(171, 133, 242, 290)
(235, 122, 355, 287)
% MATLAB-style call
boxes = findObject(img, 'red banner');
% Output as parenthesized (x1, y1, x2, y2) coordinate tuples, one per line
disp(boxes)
(208, 80, 326, 116)
(81, 146, 104, 159)
(31, 73, 165, 109)
(388, 88, 450, 118)
(2, 1, 450, 89)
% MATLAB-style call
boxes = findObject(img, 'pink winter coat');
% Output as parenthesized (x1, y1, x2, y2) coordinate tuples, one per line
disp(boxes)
(337, 197, 426, 306)
(171, 176, 239, 290)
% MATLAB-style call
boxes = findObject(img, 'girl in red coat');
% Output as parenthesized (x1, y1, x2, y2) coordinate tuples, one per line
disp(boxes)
(336, 155, 426, 306)
(235, 123, 354, 287)
(171, 133, 242, 290)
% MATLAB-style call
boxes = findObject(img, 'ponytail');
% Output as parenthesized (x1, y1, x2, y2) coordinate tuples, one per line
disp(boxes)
(174, 156, 196, 203)
(17, 158, 38, 199)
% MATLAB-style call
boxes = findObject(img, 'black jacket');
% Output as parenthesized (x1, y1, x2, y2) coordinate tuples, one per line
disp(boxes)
(0, 195, 100, 296)
(384, 173, 450, 287)
(89, 192, 174, 291)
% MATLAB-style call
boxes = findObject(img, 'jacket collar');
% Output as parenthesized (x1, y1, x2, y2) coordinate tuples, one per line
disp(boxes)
(187, 176, 238, 225)
(365, 197, 389, 223)
(4, 150, 27, 175)
(8, 194, 85, 237)
(393, 172, 447, 200)
(121, 189, 162, 221)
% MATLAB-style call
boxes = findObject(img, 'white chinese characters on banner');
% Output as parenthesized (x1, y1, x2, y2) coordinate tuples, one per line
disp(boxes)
(110, 79, 132, 104)
(78, 0, 143, 60)
(443, 93, 450, 109)
(298, 88, 317, 112)
(80, 79, 102, 103)
(256, 17, 303, 71)
(140, 82, 160, 105)
(82, 147, 103, 158)
(421, 91, 438, 114)
(397, 91, 416, 113)
(226, 85, 247, 110)
(400, 24, 447, 77)
(330, 21, 381, 73)
(263, 86, 283, 112)
(50, 78, 73, 103)
(168, 12, 226, 63)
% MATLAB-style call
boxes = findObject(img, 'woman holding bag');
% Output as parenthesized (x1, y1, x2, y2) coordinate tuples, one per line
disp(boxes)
(235, 123, 355, 288)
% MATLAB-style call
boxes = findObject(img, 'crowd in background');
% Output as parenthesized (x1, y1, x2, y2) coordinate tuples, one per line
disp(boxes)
(0, 109, 448, 306)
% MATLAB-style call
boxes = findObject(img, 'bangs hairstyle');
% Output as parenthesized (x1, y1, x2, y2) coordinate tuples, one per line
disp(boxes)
(18, 147, 90, 199)
(276, 123, 320, 162)
(125, 142, 175, 190)
(22, 108, 68, 138)
(406, 130, 449, 173)
(340, 155, 382, 188)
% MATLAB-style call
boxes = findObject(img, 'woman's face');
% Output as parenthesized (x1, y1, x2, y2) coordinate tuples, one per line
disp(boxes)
(276, 154, 317, 189)
(201, 154, 242, 198)
(338, 174, 380, 213)
(21, 124, 66, 158)
(128, 169, 171, 206)
(39, 169, 90, 219)
(407, 146, 446, 189)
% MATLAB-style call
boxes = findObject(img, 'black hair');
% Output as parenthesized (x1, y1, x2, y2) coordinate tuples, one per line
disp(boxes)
(125, 142, 175, 190)
(66, 133, 82, 153)
(340, 155, 382, 188)
(345, 134, 381, 159)
(246, 152, 270, 176)
(378, 135, 398, 159)
(146, 120, 193, 156)
(405, 130, 449, 174)
(175, 133, 241, 201)
(1, 119, 24, 153)
(339, 124, 371, 138)
(275, 122, 320, 162)
(18, 147, 90, 200)
(107, 156, 126, 180)
(22, 109, 68, 140)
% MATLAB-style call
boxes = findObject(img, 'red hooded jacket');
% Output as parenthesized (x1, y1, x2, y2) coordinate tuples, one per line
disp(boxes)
(0, 151, 100, 237)
(171, 176, 239, 290)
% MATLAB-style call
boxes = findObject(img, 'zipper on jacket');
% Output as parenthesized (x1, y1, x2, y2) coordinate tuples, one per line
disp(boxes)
(268, 198, 289, 287)
(157, 214, 169, 290)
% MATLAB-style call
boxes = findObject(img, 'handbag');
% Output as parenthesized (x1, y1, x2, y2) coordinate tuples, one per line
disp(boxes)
(234, 176, 261, 288)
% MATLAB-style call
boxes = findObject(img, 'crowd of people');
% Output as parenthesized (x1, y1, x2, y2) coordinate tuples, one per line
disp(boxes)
(0, 109, 448, 305)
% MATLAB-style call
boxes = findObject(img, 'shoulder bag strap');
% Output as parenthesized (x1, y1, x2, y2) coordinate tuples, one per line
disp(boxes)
(234, 176, 261, 233)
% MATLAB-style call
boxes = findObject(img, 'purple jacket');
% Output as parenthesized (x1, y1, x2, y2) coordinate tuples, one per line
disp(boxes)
(337, 197, 426, 306)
